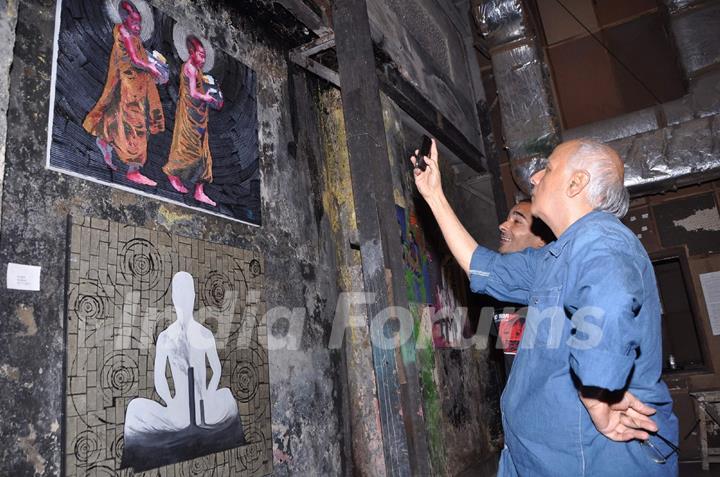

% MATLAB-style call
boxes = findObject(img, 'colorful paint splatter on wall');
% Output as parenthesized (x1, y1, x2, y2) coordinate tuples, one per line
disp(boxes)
(382, 94, 504, 475)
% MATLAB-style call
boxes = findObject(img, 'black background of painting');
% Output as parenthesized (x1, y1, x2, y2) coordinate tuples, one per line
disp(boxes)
(49, 0, 261, 224)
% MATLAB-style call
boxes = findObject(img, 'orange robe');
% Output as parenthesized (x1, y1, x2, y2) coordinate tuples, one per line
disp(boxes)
(162, 62, 213, 183)
(83, 25, 164, 167)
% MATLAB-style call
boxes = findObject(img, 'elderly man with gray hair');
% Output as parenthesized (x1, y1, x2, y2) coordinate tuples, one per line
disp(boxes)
(412, 139, 678, 476)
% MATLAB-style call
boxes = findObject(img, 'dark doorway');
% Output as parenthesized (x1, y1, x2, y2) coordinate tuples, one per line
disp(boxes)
(651, 248, 707, 374)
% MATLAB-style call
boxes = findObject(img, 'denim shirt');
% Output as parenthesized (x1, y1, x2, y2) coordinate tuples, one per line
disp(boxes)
(469, 211, 678, 477)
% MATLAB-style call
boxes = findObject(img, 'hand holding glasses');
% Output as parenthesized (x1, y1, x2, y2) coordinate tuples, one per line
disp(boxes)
(639, 432, 680, 464)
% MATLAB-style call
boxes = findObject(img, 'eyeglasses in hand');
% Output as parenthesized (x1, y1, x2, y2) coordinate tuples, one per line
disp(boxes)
(639, 432, 680, 464)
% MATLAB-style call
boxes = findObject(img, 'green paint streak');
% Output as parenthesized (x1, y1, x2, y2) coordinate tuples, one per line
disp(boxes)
(396, 206, 447, 473)
(388, 91, 455, 472)
(417, 333, 446, 474)
(399, 300, 445, 474)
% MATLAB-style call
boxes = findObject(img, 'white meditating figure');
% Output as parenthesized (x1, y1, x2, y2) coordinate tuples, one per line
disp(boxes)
(123, 271, 238, 436)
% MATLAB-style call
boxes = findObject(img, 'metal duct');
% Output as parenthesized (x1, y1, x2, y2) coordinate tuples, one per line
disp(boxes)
(661, 0, 706, 14)
(562, 67, 720, 194)
(662, 97, 694, 126)
(472, 0, 527, 47)
(670, 2, 720, 77)
(492, 44, 556, 153)
(623, 130, 669, 188)
(510, 155, 548, 193)
(615, 116, 720, 192)
(475, 0, 720, 195)
(620, 2, 720, 192)
(473, 0, 559, 193)
(563, 107, 659, 144)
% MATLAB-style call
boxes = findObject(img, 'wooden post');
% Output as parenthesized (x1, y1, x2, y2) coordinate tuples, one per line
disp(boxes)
(695, 396, 709, 471)
(333, 0, 431, 475)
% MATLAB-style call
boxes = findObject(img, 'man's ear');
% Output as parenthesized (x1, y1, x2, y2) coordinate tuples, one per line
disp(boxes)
(567, 170, 590, 198)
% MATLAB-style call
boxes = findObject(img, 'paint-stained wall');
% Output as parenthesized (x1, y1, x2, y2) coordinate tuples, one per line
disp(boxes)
(316, 87, 388, 476)
(382, 94, 502, 476)
(311, 79, 504, 475)
(0, 0, 346, 475)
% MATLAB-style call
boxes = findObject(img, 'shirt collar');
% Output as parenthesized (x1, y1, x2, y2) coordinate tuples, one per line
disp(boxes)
(547, 210, 607, 257)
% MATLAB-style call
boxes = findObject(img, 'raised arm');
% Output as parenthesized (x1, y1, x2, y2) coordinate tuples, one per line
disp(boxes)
(412, 139, 538, 304)
(411, 139, 477, 273)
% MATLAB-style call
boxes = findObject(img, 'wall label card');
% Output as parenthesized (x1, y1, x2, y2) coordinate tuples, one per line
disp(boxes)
(6, 263, 42, 291)
(699, 271, 720, 336)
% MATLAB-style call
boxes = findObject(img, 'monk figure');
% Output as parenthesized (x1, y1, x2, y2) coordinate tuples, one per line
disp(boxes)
(121, 271, 244, 471)
(163, 36, 222, 206)
(83, 0, 164, 186)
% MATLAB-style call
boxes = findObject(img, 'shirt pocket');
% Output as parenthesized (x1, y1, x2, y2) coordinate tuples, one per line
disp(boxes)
(522, 286, 565, 350)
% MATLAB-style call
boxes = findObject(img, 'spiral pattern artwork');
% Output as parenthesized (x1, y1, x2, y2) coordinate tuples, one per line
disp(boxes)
(76, 294, 104, 321)
(69, 278, 113, 328)
(249, 259, 261, 277)
(86, 465, 120, 477)
(202, 271, 235, 312)
(234, 428, 267, 473)
(231, 361, 259, 403)
(100, 352, 139, 400)
(65, 216, 269, 476)
(72, 430, 103, 464)
(223, 330, 268, 416)
(120, 238, 164, 289)
(179, 456, 215, 477)
(111, 435, 124, 462)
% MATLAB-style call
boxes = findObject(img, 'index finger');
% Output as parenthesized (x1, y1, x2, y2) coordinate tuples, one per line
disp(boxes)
(424, 139, 439, 170)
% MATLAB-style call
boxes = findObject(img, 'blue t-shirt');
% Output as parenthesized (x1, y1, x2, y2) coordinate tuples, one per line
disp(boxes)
(469, 210, 678, 477)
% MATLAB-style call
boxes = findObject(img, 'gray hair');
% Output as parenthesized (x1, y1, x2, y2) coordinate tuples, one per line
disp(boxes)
(566, 139, 629, 218)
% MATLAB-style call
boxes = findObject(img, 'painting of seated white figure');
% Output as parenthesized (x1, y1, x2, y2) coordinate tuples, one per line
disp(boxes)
(64, 216, 271, 476)
(121, 272, 247, 471)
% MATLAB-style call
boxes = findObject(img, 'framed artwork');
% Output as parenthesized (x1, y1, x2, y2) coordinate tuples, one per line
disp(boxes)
(47, 0, 261, 225)
(653, 193, 720, 255)
(64, 216, 271, 475)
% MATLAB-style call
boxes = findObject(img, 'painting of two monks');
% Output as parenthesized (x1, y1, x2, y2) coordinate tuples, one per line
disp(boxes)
(47, 0, 260, 225)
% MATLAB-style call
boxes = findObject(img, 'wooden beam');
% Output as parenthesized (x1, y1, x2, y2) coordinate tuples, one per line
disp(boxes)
(377, 65, 486, 174)
(289, 54, 340, 87)
(274, 0, 331, 36)
(333, 0, 431, 475)
(289, 34, 340, 86)
(291, 32, 335, 57)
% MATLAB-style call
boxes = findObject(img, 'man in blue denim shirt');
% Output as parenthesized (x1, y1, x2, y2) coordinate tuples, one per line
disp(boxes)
(412, 139, 678, 476)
